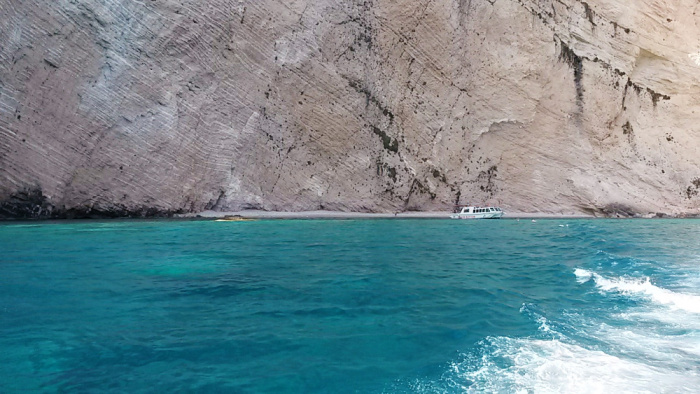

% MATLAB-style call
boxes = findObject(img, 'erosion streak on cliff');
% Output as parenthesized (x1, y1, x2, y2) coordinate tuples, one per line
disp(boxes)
(1, 0, 699, 218)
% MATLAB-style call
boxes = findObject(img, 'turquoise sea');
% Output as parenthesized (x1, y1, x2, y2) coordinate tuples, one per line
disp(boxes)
(1, 219, 699, 393)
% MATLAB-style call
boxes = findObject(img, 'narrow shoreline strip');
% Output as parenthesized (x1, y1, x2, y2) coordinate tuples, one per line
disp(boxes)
(184, 210, 595, 219)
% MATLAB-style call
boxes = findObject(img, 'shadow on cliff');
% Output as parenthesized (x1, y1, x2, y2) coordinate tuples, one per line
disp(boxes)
(0, 188, 183, 220)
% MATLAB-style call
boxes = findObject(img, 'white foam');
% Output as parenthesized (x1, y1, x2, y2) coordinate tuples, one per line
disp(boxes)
(620, 309, 700, 330)
(574, 268, 700, 314)
(574, 268, 593, 283)
(568, 268, 700, 384)
(449, 337, 700, 394)
(520, 304, 560, 337)
(595, 322, 700, 362)
(406, 268, 700, 393)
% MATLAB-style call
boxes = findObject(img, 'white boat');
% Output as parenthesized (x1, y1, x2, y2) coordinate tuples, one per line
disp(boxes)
(450, 206, 504, 219)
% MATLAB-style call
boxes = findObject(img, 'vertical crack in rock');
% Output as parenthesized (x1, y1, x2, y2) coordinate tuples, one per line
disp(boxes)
(558, 40, 584, 116)
(581, 2, 597, 26)
(205, 190, 226, 210)
(686, 178, 700, 199)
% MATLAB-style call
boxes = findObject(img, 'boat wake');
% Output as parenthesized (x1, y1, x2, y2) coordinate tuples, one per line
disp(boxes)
(399, 268, 700, 394)
(574, 268, 700, 314)
(445, 336, 694, 394)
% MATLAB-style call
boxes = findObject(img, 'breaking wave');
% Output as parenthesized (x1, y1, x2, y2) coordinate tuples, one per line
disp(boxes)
(403, 267, 700, 393)
(445, 336, 697, 394)
(574, 268, 700, 314)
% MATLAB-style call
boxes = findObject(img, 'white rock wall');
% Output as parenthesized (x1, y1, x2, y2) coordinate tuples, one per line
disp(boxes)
(1, 0, 699, 217)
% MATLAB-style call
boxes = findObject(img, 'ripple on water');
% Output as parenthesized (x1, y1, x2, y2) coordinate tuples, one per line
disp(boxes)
(1, 219, 699, 393)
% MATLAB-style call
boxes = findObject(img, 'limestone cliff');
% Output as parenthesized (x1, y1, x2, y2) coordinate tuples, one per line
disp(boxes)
(1, 0, 699, 218)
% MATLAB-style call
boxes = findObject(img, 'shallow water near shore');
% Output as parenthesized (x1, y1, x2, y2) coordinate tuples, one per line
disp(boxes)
(1, 218, 699, 393)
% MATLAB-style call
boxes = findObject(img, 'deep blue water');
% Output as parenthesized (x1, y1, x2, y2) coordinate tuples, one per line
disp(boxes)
(1, 219, 699, 393)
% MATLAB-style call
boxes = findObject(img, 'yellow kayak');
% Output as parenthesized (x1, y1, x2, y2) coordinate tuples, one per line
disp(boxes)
(214, 216, 256, 222)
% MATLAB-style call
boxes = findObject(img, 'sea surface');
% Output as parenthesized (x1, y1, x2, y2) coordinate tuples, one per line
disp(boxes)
(1, 218, 699, 393)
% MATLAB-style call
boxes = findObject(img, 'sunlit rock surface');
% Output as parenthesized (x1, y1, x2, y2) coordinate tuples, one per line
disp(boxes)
(1, 0, 699, 218)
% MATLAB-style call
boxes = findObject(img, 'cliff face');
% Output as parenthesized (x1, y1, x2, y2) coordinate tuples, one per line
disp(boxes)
(1, 0, 699, 218)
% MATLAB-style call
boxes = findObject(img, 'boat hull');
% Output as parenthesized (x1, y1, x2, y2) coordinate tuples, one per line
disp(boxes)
(450, 212, 504, 219)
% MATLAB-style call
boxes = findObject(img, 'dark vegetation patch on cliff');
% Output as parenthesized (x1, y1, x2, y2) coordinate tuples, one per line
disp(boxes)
(432, 169, 447, 183)
(646, 87, 671, 107)
(515, 0, 670, 116)
(0, 188, 55, 219)
(376, 160, 397, 182)
(558, 41, 584, 112)
(600, 203, 638, 218)
(0, 187, 183, 220)
(555, 36, 670, 111)
(622, 121, 633, 135)
(622, 120, 635, 144)
(372, 126, 399, 153)
(686, 178, 700, 199)
(579, 203, 639, 218)
(477, 165, 498, 197)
